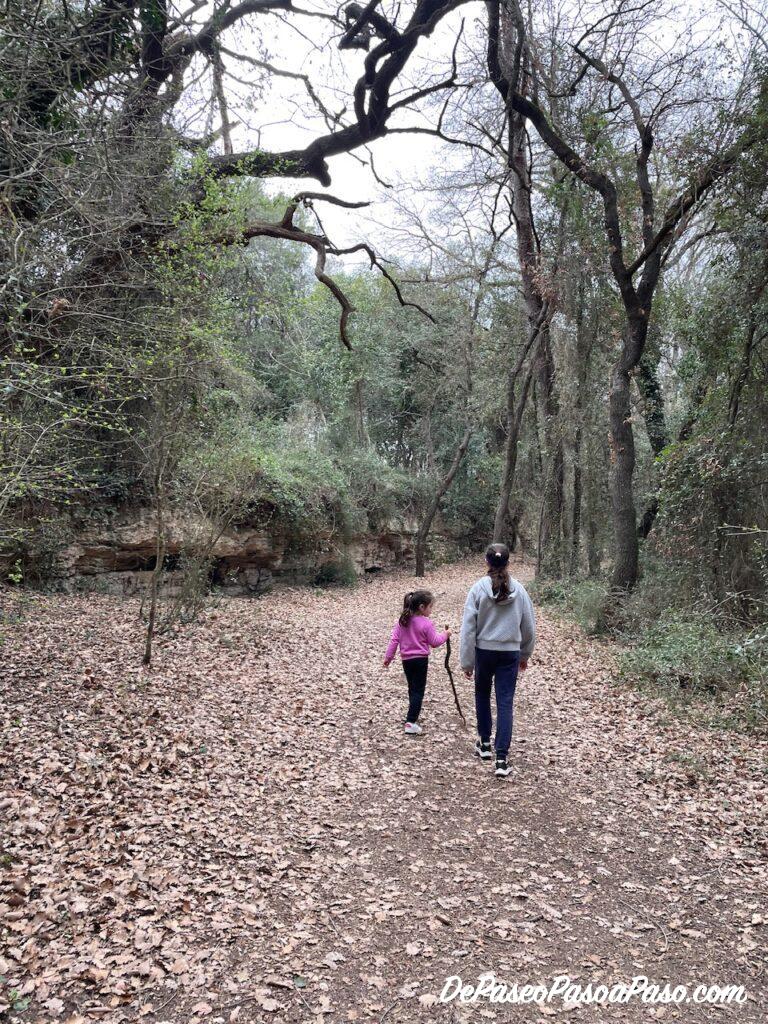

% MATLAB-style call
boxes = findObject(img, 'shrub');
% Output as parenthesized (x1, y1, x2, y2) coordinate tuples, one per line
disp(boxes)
(313, 557, 358, 588)
(339, 449, 416, 531)
(616, 613, 767, 733)
(530, 576, 609, 635)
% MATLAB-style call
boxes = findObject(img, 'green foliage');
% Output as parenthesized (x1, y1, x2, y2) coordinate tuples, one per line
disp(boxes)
(313, 558, 359, 588)
(618, 613, 753, 693)
(530, 575, 610, 635)
(341, 449, 418, 530)
(246, 422, 358, 541)
(0, 976, 31, 1013)
(616, 613, 767, 735)
(535, 566, 767, 735)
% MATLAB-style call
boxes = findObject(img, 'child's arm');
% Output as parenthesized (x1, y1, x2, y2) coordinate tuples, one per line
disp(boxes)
(383, 624, 401, 666)
(425, 620, 449, 648)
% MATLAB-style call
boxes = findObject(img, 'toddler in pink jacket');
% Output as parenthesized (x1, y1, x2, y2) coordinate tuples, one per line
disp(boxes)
(384, 589, 450, 734)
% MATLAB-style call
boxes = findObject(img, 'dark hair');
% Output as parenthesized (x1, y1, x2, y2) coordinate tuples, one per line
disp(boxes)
(399, 589, 434, 627)
(485, 543, 510, 603)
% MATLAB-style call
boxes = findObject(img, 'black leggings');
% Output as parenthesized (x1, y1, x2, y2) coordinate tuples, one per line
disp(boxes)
(402, 657, 429, 723)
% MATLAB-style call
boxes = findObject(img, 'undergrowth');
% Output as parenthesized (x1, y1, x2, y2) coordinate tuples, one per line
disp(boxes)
(532, 574, 768, 737)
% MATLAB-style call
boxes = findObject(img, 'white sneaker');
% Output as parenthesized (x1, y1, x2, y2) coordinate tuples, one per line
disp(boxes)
(475, 740, 493, 761)
(404, 722, 423, 735)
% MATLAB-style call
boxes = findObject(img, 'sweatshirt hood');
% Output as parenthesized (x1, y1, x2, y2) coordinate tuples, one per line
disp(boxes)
(477, 574, 518, 603)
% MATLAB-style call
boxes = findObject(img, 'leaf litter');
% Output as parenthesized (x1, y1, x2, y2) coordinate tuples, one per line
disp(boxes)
(0, 560, 766, 1022)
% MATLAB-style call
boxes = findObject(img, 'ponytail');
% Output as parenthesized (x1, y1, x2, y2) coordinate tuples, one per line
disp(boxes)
(399, 589, 434, 627)
(485, 542, 511, 603)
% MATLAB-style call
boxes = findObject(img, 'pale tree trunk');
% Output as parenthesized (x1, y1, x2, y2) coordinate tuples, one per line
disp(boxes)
(143, 452, 167, 667)
(352, 377, 370, 446)
(493, 351, 537, 542)
(211, 44, 234, 156)
(570, 274, 593, 574)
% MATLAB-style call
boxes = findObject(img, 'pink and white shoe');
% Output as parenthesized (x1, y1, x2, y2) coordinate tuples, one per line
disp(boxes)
(404, 722, 423, 735)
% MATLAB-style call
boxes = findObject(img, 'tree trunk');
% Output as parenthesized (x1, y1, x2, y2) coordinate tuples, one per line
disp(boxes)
(637, 327, 669, 457)
(211, 44, 234, 156)
(143, 460, 166, 667)
(608, 315, 648, 590)
(728, 279, 765, 427)
(352, 377, 369, 446)
(500, 55, 563, 573)
(415, 427, 472, 576)
(493, 354, 536, 543)
(536, 334, 565, 575)
(585, 448, 602, 577)
(571, 425, 583, 573)
(570, 273, 594, 573)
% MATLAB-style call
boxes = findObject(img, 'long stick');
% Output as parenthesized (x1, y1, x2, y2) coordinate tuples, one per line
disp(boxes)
(444, 627, 466, 727)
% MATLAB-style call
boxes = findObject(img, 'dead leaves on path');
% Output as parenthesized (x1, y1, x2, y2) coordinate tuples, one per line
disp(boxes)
(1, 565, 767, 1022)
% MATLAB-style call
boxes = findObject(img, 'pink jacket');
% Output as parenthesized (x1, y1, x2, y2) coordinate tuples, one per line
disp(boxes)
(385, 615, 448, 663)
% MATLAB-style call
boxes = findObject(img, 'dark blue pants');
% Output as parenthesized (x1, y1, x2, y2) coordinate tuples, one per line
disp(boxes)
(474, 648, 520, 756)
(403, 656, 428, 723)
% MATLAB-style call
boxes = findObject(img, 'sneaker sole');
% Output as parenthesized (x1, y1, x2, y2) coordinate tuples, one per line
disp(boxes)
(494, 768, 512, 778)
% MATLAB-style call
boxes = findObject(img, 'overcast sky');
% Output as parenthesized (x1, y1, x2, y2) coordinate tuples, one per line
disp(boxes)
(177, 0, 766, 270)
(179, 2, 476, 258)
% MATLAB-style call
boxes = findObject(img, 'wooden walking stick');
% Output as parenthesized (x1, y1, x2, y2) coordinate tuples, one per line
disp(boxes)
(444, 625, 466, 727)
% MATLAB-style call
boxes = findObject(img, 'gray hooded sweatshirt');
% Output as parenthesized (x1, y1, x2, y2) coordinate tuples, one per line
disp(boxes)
(459, 575, 536, 672)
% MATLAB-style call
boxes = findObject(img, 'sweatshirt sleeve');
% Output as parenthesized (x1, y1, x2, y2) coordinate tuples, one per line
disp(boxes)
(459, 585, 479, 671)
(384, 624, 401, 663)
(518, 587, 536, 658)
(424, 620, 448, 649)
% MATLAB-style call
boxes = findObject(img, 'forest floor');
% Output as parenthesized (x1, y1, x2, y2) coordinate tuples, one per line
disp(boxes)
(1, 558, 767, 1024)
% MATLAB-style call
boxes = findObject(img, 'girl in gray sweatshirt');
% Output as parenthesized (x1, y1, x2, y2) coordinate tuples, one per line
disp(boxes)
(459, 543, 536, 778)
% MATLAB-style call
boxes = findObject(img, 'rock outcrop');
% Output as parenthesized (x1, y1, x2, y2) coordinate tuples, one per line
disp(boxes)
(49, 507, 460, 594)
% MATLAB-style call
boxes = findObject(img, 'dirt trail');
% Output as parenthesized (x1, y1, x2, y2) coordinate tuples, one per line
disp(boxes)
(1, 559, 766, 1024)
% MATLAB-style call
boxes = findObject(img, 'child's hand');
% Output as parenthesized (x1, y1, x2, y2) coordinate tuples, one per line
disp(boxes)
(383, 659, 391, 668)
(463, 668, 474, 680)
(519, 659, 528, 671)
(444, 626, 451, 637)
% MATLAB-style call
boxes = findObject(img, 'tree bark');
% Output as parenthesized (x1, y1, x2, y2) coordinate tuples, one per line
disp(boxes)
(634, 325, 669, 540)
(637, 324, 669, 457)
(493, 354, 536, 543)
(143, 454, 166, 667)
(352, 377, 370, 445)
(489, 2, 562, 570)
(570, 273, 593, 573)
(607, 314, 648, 590)
(536, 334, 565, 575)
(571, 425, 583, 572)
